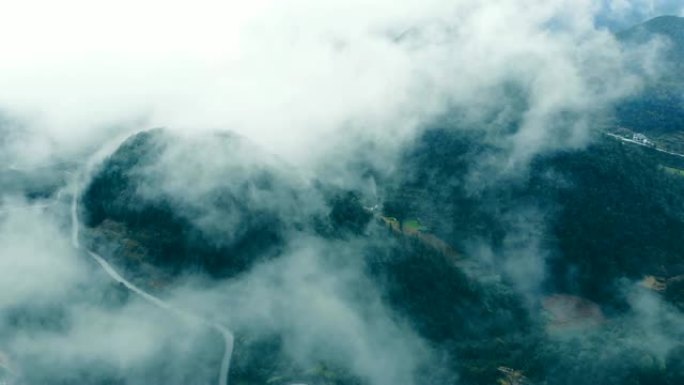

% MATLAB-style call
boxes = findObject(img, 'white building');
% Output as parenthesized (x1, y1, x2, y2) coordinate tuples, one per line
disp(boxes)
(632, 133, 654, 146)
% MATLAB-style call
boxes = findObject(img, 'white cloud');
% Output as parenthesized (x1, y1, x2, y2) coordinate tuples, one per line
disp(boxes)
(0, 0, 663, 171)
(0, 203, 84, 307)
(0, 200, 218, 384)
(0, 1, 679, 383)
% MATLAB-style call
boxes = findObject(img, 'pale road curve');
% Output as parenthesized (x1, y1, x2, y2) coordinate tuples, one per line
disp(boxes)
(70, 178, 234, 385)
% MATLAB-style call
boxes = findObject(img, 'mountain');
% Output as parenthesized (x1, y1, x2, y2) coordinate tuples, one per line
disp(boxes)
(72, 21, 684, 372)
(82, 129, 333, 280)
(390, 128, 684, 303)
(615, 16, 684, 138)
(75, 125, 684, 385)
(380, 126, 684, 384)
(619, 16, 684, 64)
(6, 14, 684, 385)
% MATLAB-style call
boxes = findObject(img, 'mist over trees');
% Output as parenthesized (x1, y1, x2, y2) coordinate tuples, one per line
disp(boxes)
(1, 2, 684, 385)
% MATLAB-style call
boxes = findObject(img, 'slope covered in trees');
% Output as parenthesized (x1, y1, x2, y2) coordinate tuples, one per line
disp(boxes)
(616, 16, 684, 134)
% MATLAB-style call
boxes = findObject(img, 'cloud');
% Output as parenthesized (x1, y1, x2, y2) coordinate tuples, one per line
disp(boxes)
(599, 0, 684, 27)
(0, 202, 85, 308)
(171, 237, 433, 385)
(0, 201, 220, 384)
(0, 1, 681, 384)
(0, 0, 664, 173)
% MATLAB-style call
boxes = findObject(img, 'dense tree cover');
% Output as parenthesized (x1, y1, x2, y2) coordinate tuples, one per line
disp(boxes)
(365, 236, 537, 385)
(326, 191, 373, 236)
(615, 86, 684, 133)
(81, 130, 380, 385)
(538, 142, 684, 303)
(80, 125, 684, 385)
(8, 14, 684, 385)
(380, 127, 684, 384)
(388, 128, 684, 305)
(82, 129, 287, 278)
(83, 130, 377, 280)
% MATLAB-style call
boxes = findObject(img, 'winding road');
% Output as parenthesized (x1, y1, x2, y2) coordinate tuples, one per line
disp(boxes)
(70, 178, 234, 385)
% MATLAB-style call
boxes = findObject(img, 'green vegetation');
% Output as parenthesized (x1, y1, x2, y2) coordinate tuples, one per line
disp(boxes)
(326, 191, 372, 236)
(376, 127, 684, 384)
(388, 128, 684, 306)
(402, 219, 428, 232)
(82, 129, 289, 279)
(662, 165, 684, 176)
(80, 118, 684, 384)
